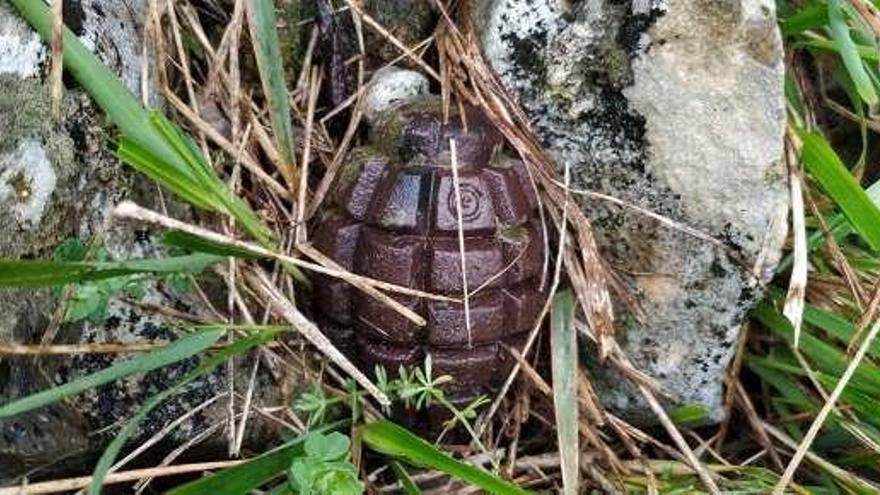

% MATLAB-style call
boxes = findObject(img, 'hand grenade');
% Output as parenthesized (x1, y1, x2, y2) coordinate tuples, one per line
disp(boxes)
(313, 96, 546, 431)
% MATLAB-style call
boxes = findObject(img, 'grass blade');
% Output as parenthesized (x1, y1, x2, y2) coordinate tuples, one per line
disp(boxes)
(162, 231, 261, 260)
(88, 327, 284, 495)
(550, 290, 579, 495)
(8, 0, 195, 181)
(803, 304, 880, 358)
(148, 111, 275, 246)
(781, 4, 828, 36)
(777, 177, 880, 272)
(796, 129, 880, 251)
(799, 38, 880, 62)
(0, 329, 224, 417)
(0, 254, 224, 287)
(0, 261, 92, 287)
(772, 318, 880, 493)
(360, 421, 532, 495)
(754, 303, 880, 394)
(670, 404, 710, 425)
(247, 0, 297, 184)
(116, 138, 216, 210)
(828, 0, 879, 105)
(390, 461, 422, 495)
(167, 421, 347, 495)
(747, 356, 819, 412)
(101, 253, 223, 273)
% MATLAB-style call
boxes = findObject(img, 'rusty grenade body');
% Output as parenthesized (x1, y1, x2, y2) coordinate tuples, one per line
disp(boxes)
(313, 96, 546, 426)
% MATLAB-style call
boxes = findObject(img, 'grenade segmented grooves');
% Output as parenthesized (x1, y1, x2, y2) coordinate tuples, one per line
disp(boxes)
(313, 96, 546, 430)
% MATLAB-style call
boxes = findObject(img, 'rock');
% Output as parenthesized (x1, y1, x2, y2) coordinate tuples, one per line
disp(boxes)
(0, 287, 91, 480)
(362, 67, 430, 125)
(477, 0, 787, 422)
(0, 0, 286, 480)
(0, 140, 57, 231)
(0, 76, 96, 258)
(0, 2, 43, 78)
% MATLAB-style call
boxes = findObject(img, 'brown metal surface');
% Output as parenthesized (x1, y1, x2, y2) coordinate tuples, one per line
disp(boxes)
(313, 97, 546, 431)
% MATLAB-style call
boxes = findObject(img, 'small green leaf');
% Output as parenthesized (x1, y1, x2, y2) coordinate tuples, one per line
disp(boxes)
(53, 238, 88, 262)
(310, 464, 362, 495)
(66, 282, 110, 322)
(305, 432, 351, 461)
(121, 277, 148, 299)
(670, 404, 710, 425)
(289, 462, 315, 494)
(360, 421, 533, 495)
(166, 272, 193, 293)
(167, 422, 347, 495)
(289, 432, 363, 495)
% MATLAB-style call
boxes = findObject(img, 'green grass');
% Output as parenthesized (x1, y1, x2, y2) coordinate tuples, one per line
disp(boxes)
(9, 0, 289, 255)
(247, 0, 298, 186)
(360, 421, 533, 495)
(550, 290, 579, 494)
(745, 1, 880, 492)
(0, 253, 223, 287)
(796, 129, 880, 251)
(167, 423, 349, 495)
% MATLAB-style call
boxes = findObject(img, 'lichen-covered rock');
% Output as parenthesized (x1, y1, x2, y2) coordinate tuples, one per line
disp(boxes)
(0, 1, 43, 78)
(0, 140, 57, 230)
(362, 67, 430, 125)
(0, 0, 283, 480)
(0, 77, 104, 258)
(477, 0, 788, 422)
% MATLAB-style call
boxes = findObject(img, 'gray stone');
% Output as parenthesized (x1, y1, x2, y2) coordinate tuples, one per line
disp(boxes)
(0, 0, 285, 480)
(478, 0, 787, 422)
(363, 67, 430, 125)
(0, 140, 57, 230)
(0, 1, 42, 78)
